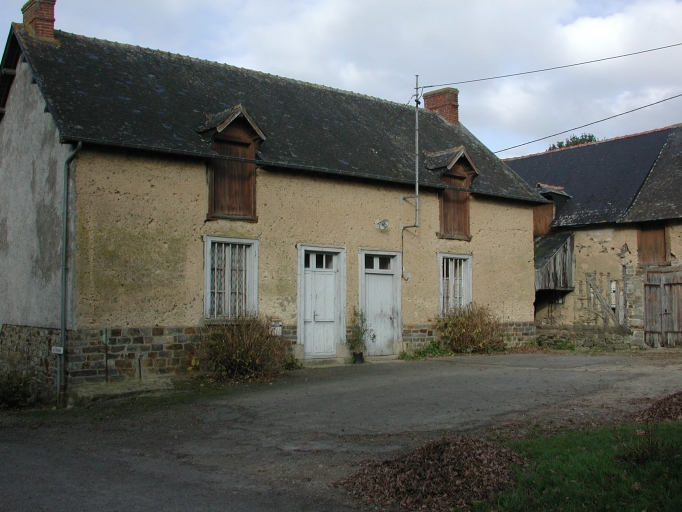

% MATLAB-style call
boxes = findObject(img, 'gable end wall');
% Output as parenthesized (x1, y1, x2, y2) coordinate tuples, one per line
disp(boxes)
(0, 57, 74, 329)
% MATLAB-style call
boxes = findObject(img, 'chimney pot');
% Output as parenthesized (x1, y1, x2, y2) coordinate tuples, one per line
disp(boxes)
(423, 87, 459, 125)
(22, 0, 56, 40)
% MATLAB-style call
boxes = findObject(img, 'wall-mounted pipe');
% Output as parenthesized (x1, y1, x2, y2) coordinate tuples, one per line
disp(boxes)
(58, 141, 82, 408)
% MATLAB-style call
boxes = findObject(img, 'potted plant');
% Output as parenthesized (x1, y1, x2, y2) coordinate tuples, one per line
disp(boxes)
(346, 307, 376, 364)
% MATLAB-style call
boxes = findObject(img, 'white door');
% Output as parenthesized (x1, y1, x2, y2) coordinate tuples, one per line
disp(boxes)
(303, 252, 337, 357)
(362, 253, 400, 356)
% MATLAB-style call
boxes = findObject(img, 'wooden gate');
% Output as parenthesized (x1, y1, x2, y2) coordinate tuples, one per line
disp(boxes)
(644, 268, 682, 347)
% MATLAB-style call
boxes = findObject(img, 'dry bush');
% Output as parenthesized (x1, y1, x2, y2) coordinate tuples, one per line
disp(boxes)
(436, 303, 503, 353)
(199, 314, 290, 382)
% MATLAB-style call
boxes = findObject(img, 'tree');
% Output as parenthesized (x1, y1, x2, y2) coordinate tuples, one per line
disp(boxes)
(547, 133, 598, 151)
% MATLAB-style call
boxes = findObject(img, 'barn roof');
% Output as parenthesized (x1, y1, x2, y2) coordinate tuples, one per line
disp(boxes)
(506, 126, 682, 226)
(0, 24, 543, 203)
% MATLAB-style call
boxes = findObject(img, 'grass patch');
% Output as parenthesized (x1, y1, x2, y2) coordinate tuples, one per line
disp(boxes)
(472, 421, 682, 511)
(399, 341, 454, 360)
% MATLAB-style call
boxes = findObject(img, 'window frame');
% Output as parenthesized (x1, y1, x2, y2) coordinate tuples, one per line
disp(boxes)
(203, 235, 259, 319)
(207, 125, 258, 222)
(438, 253, 473, 315)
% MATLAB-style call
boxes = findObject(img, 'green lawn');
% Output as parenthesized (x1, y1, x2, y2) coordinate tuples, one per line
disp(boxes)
(473, 422, 682, 511)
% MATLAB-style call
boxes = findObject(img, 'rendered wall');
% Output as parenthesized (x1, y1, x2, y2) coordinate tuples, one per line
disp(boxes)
(73, 148, 536, 332)
(0, 57, 74, 329)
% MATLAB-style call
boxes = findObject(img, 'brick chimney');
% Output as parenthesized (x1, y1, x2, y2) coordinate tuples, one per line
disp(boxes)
(22, 0, 56, 39)
(423, 87, 459, 125)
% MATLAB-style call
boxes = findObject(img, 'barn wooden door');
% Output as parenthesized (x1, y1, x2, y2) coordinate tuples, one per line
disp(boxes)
(644, 268, 682, 347)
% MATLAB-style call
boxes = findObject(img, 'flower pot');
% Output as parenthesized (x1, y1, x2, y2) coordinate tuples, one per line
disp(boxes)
(352, 352, 364, 364)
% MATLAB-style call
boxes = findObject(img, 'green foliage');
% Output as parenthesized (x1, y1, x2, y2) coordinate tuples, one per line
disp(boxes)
(553, 339, 576, 351)
(0, 369, 34, 409)
(346, 307, 376, 353)
(472, 422, 682, 511)
(613, 421, 678, 465)
(399, 340, 453, 360)
(547, 133, 599, 151)
(283, 355, 303, 371)
(436, 303, 503, 354)
(199, 314, 290, 382)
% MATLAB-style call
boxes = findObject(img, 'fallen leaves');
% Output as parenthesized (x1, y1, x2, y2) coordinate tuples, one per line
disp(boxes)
(337, 436, 526, 511)
(637, 390, 682, 423)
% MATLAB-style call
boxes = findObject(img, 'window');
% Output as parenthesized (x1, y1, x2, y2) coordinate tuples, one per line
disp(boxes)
(208, 125, 257, 220)
(439, 254, 472, 314)
(638, 225, 668, 265)
(204, 236, 259, 318)
(439, 163, 476, 240)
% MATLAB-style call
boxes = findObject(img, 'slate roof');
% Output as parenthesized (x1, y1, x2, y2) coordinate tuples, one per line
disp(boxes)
(1, 24, 542, 203)
(506, 126, 682, 226)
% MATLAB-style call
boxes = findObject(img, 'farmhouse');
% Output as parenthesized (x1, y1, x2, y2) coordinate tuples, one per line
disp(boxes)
(0, 0, 543, 401)
(507, 125, 682, 349)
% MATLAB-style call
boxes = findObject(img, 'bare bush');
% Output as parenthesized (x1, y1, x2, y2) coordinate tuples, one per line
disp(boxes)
(199, 314, 290, 382)
(436, 303, 503, 354)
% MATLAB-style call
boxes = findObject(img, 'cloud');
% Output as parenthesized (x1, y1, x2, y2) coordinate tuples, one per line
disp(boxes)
(1, 0, 680, 156)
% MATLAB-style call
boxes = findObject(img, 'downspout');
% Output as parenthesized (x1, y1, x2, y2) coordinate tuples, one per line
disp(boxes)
(401, 75, 420, 280)
(58, 141, 83, 408)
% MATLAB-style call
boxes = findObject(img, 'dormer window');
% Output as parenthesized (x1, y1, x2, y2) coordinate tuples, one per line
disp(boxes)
(204, 105, 265, 221)
(439, 160, 477, 240)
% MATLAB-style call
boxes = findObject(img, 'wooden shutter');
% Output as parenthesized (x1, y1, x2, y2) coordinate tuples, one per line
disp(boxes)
(533, 203, 554, 236)
(209, 138, 255, 219)
(638, 225, 667, 264)
(439, 173, 470, 239)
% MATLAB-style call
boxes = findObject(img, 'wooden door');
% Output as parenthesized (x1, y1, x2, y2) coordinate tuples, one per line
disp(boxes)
(644, 268, 682, 347)
(362, 253, 400, 356)
(303, 252, 337, 357)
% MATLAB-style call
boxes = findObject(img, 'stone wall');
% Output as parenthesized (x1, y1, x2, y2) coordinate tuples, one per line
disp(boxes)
(66, 326, 203, 386)
(536, 326, 642, 351)
(502, 321, 537, 346)
(0, 324, 59, 402)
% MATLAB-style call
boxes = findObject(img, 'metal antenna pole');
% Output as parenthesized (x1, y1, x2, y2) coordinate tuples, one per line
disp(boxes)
(414, 75, 420, 227)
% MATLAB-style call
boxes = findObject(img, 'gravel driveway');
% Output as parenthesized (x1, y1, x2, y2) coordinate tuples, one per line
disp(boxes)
(1, 352, 681, 511)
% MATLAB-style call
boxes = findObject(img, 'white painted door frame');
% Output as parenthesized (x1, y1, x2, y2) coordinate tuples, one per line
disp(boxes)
(358, 249, 402, 353)
(297, 244, 346, 357)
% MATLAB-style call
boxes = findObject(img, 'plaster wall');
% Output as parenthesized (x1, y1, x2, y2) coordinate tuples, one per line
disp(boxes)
(74, 149, 535, 331)
(0, 57, 74, 329)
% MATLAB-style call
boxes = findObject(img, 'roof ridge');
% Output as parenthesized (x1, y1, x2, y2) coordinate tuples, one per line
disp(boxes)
(503, 124, 675, 162)
(45, 28, 420, 114)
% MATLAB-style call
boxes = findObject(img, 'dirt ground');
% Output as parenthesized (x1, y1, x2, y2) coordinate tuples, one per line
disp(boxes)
(1, 350, 681, 511)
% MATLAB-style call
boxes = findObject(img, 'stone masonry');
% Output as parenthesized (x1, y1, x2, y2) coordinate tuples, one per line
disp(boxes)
(0, 324, 59, 402)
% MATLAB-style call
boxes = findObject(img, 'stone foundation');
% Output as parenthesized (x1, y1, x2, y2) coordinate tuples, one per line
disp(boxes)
(66, 326, 204, 386)
(502, 321, 537, 346)
(535, 325, 644, 351)
(0, 324, 60, 402)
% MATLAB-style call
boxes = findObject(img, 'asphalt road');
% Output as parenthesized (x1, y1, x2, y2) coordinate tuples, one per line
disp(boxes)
(1, 353, 681, 511)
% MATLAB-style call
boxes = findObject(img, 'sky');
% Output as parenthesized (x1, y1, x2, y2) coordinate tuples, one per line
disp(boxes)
(1, 0, 681, 157)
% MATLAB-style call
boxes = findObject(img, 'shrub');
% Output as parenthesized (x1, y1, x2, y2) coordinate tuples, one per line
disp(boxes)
(0, 368, 34, 409)
(399, 340, 453, 360)
(346, 307, 376, 354)
(199, 314, 290, 382)
(436, 303, 503, 354)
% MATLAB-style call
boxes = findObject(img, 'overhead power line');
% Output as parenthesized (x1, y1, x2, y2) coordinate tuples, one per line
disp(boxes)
(422, 42, 682, 89)
(494, 92, 682, 153)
